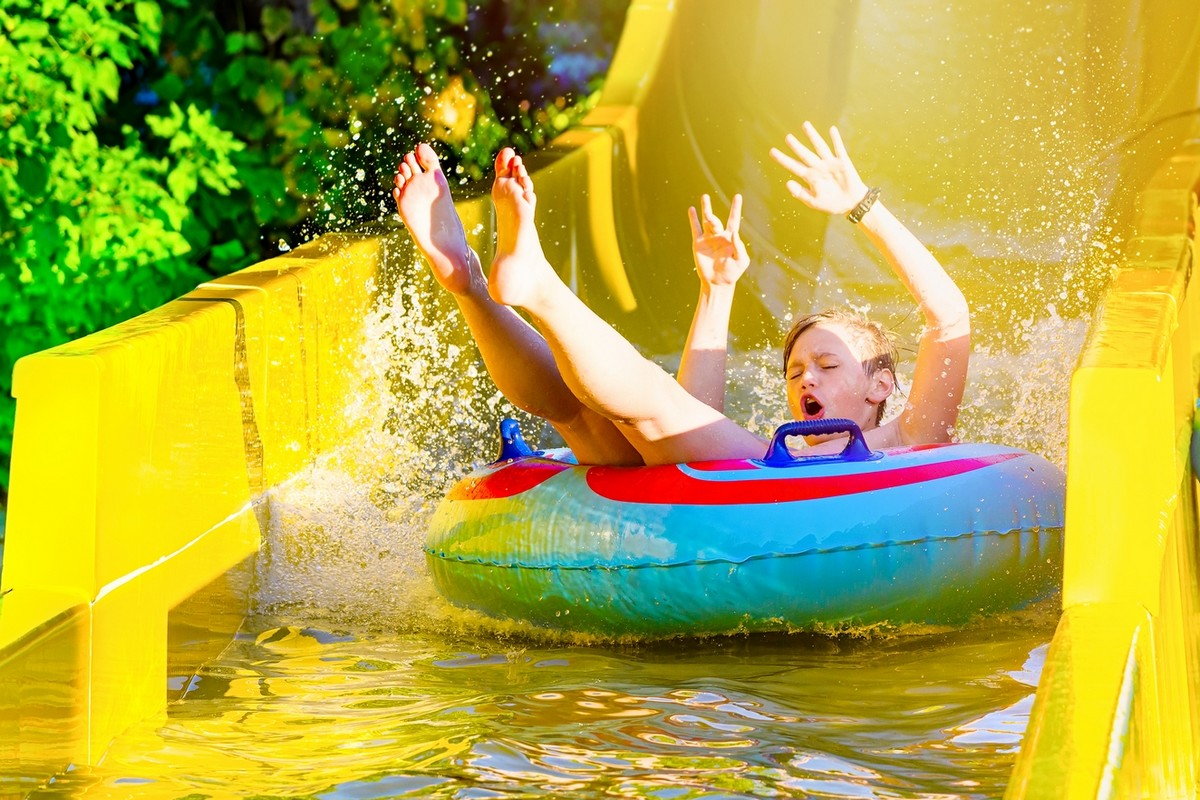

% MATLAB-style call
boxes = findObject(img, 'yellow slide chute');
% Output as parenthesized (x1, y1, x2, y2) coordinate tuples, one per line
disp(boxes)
(3, 2, 1200, 797)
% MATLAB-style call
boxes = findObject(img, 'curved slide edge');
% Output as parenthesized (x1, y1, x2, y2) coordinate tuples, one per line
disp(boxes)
(1005, 134, 1200, 799)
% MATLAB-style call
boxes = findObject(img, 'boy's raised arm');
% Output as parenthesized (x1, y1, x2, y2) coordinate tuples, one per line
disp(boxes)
(770, 123, 969, 444)
(677, 194, 750, 413)
(853, 198, 969, 444)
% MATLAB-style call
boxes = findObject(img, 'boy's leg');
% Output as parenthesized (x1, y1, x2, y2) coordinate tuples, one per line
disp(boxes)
(488, 151, 766, 465)
(393, 144, 642, 465)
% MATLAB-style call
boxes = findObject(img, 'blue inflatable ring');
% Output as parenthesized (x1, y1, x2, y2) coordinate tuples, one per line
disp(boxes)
(426, 418, 1065, 637)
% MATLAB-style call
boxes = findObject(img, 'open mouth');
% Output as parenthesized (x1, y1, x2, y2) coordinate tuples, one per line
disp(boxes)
(801, 394, 824, 418)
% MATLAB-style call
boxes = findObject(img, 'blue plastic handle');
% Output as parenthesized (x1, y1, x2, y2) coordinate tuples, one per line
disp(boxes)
(494, 417, 536, 462)
(760, 418, 880, 466)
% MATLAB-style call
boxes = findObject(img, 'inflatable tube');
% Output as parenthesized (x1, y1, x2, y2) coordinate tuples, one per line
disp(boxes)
(426, 419, 1066, 637)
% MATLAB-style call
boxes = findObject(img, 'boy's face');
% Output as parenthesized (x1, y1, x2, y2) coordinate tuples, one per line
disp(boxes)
(785, 322, 892, 441)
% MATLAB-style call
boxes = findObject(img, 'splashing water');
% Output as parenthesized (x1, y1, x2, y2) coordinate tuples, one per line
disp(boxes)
(959, 310, 1088, 470)
(252, 236, 1091, 630)
(253, 238, 565, 630)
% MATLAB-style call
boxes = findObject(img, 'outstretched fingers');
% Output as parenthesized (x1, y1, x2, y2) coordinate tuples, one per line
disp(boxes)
(688, 193, 744, 239)
(829, 126, 849, 159)
(689, 194, 721, 238)
(687, 204, 702, 239)
(701, 194, 723, 232)
(769, 145, 809, 183)
(803, 121, 834, 159)
(772, 123, 848, 176)
(786, 132, 820, 167)
(785, 179, 816, 205)
(725, 193, 743, 236)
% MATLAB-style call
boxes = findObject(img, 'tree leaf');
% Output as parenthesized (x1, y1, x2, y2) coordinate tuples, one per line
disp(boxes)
(152, 72, 185, 102)
(134, 1, 162, 38)
(15, 157, 49, 196)
(261, 6, 292, 44)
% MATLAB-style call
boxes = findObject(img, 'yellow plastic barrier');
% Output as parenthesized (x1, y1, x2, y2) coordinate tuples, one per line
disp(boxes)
(3, 1, 1200, 796)
(1005, 138, 1200, 799)
(0, 234, 391, 791)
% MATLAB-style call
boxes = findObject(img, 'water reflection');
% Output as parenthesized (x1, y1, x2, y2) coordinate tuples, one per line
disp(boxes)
(41, 609, 1055, 799)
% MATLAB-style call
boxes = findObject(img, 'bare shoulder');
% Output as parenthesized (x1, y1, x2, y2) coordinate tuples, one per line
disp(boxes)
(864, 419, 905, 450)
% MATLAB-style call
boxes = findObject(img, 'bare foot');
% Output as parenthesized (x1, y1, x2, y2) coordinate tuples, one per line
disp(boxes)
(392, 143, 479, 295)
(488, 148, 557, 308)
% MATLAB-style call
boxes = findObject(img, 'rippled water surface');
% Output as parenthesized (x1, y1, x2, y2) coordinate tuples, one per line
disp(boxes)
(39, 608, 1055, 799)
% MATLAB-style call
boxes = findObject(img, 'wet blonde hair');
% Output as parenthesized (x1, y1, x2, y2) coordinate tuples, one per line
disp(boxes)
(782, 309, 899, 425)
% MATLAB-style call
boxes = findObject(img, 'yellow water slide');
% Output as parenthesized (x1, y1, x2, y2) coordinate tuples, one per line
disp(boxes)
(2, 1, 1200, 796)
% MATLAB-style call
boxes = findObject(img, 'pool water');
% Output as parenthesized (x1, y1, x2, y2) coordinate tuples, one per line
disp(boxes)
(33, 606, 1055, 799)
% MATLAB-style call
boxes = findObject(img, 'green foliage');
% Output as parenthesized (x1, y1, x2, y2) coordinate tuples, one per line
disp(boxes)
(0, 0, 629, 500)
(0, 0, 244, 497)
(135, 0, 610, 240)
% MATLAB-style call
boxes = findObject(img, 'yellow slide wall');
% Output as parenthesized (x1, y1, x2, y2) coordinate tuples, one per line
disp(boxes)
(1006, 138, 1200, 798)
(0, 233, 393, 790)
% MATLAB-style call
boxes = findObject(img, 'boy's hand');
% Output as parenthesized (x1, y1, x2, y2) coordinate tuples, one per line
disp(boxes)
(688, 193, 749, 288)
(770, 122, 870, 215)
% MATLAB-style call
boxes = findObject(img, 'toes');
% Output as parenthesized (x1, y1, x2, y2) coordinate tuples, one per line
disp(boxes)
(404, 152, 421, 174)
(514, 158, 534, 192)
(495, 147, 517, 176)
(415, 142, 440, 171)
